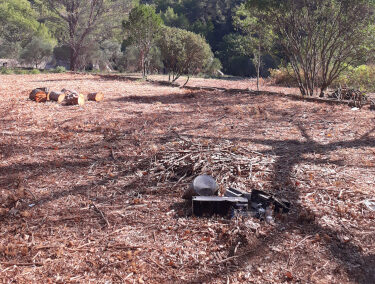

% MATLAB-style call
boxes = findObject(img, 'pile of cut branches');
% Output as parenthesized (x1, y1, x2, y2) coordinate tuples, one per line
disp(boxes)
(143, 138, 276, 195)
(328, 87, 368, 108)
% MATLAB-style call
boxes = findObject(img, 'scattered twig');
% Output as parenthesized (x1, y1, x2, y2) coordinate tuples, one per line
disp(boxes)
(311, 260, 330, 277)
(148, 257, 169, 272)
(171, 129, 193, 145)
(89, 203, 110, 227)
(291, 235, 313, 250)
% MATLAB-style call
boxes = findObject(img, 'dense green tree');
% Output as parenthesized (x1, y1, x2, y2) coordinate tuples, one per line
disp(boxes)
(0, 0, 55, 59)
(123, 4, 163, 77)
(0, 0, 38, 43)
(145, 0, 246, 75)
(157, 26, 185, 80)
(19, 36, 54, 68)
(158, 26, 213, 85)
(43, 0, 131, 70)
(216, 33, 254, 75)
(161, 7, 189, 29)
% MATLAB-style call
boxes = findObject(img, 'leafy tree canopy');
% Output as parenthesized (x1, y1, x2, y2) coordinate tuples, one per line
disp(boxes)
(158, 26, 213, 84)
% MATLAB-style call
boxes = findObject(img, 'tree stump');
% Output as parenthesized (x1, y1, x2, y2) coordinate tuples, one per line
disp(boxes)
(87, 92, 104, 102)
(48, 91, 65, 103)
(29, 89, 47, 102)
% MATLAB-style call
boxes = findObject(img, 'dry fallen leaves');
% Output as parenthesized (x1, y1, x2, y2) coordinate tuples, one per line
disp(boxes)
(0, 73, 373, 283)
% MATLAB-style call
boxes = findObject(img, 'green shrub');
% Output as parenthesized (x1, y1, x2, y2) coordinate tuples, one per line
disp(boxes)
(269, 65, 298, 86)
(29, 69, 40, 74)
(54, 66, 66, 73)
(271, 64, 375, 92)
(158, 26, 213, 83)
(335, 65, 375, 92)
(0, 67, 13, 74)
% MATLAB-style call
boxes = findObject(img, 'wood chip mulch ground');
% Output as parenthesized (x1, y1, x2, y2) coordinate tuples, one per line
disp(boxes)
(0, 73, 374, 283)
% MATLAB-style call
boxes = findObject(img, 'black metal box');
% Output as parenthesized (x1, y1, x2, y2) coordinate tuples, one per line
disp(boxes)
(192, 196, 248, 217)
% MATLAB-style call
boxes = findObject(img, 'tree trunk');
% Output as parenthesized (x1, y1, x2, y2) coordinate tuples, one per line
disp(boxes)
(48, 91, 65, 103)
(29, 89, 47, 103)
(140, 51, 146, 78)
(319, 83, 328, 98)
(70, 49, 79, 71)
(172, 74, 180, 83)
(87, 92, 104, 102)
(183, 75, 190, 87)
(257, 41, 261, 92)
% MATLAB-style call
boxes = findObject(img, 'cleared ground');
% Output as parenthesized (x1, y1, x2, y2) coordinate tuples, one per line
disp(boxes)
(0, 73, 374, 283)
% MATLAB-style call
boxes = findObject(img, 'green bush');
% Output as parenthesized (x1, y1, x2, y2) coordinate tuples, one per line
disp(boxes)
(54, 66, 66, 73)
(0, 67, 13, 74)
(269, 65, 298, 86)
(29, 69, 40, 74)
(270, 64, 375, 92)
(158, 26, 213, 82)
(335, 65, 375, 92)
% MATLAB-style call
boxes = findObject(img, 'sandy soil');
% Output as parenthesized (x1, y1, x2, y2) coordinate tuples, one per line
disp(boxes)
(0, 73, 374, 283)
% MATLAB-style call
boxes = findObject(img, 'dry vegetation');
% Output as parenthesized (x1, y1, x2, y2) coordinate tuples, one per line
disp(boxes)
(0, 73, 374, 283)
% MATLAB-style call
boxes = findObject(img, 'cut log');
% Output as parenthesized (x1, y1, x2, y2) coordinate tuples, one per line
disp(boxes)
(63, 93, 85, 106)
(87, 92, 104, 102)
(36, 87, 50, 93)
(29, 89, 47, 103)
(48, 91, 65, 103)
(370, 99, 375, 111)
(61, 88, 78, 95)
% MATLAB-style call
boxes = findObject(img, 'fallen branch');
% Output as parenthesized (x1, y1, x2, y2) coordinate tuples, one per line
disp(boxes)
(0, 262, 43, 267)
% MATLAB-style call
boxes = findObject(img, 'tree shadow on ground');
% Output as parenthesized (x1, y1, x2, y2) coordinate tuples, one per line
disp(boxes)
(180, 124, 375, 284)
(1, 84, 374, 282)
(110, 93, 200, 105)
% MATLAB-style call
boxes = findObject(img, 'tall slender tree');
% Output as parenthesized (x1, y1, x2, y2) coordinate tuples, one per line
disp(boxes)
(123, 4, 163, 78)
(234, 3, 274, 91)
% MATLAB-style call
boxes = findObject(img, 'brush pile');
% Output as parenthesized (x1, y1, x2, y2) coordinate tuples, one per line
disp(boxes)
(144, 138, 276, 195)
(328, 87, 368, 108)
